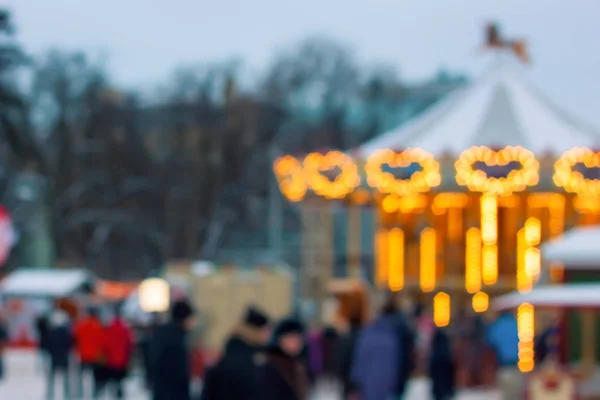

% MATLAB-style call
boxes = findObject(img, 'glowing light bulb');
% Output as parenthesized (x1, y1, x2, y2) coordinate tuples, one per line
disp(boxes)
(472, 292, 489, 313)
(433, 292, 451, 327)
(388, 228, 404, 291)
(420, 228, 436, 292)
(465, 228, 482, 294)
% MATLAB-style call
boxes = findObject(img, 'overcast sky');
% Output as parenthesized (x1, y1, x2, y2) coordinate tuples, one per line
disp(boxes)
(3, 0, 600, 125)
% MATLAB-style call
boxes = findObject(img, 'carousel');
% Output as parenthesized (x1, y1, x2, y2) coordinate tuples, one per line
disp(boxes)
(272, 26, 600, 328)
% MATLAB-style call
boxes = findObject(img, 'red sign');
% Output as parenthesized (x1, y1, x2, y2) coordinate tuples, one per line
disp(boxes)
(0, 205, 15, 266)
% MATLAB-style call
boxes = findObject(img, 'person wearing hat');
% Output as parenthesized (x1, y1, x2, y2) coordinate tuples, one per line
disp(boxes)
(150, 299, 195, 400)
(201, 306, 271, 400)
(259, 318, 309, 400)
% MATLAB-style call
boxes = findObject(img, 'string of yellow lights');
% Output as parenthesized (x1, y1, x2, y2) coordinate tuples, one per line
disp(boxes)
(388, 228, 404, 292)
(481, 194, 498, 285)
(273, 155, 307, 202)
(365, 148, 441, 196)
(304, 151, 360, 199)
(420, 228, 436, 292)
(517, 303, 535, 372)
(465, 227, 482, 294)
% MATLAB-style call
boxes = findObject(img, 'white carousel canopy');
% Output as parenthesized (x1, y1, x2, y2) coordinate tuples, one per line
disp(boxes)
(541, 226, 600, 268)
(493, 283, 600, 310)
(357, 54, 600, 157)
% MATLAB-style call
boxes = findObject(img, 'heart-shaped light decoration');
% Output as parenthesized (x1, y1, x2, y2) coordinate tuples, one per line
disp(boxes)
(303, 151, 359, 199)
(455, 146, 539, 195)
(273, 155, 307, 202)
(553, 147, 600, 196)
(365, 148, 441, 196)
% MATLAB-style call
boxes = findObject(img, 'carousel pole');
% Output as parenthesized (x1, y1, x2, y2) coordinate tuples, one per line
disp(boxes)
(347, 204, 362, 279)
(268, 145, 284, 259)
(301, 202, 316, 320)
(317, 202, 334, 325)
(580, 309, 597, 377)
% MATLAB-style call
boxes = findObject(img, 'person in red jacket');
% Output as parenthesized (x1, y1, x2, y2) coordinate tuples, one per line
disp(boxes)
(73, 307, 105, 398)
(101, 306, 134, 399)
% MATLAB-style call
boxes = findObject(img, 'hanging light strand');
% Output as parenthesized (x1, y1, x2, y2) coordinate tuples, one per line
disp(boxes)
(433, 292, 451, 327)
(465, 228, 482, 294)
(420, 228, 436, 292)
(481, 194, 498, 285)
(517, 303, 535, 372)
(388, 228, 404, 291)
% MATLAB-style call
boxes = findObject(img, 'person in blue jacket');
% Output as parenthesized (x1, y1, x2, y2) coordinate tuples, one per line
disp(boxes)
(486, 310, 524, 400)
(351, 297, 401, 400)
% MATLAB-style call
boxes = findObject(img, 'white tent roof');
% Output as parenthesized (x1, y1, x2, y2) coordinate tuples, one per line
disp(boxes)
(357, 55, 600, 157)
(541, 226, 600, 268)
(493, 283, 600, 310)
(0, 269, 91, 298)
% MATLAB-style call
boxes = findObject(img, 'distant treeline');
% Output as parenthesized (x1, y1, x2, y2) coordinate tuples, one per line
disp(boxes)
(0, 9, 467, 279)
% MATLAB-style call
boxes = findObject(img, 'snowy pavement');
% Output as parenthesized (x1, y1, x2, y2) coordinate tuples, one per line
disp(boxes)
(0, 350, 499, 399)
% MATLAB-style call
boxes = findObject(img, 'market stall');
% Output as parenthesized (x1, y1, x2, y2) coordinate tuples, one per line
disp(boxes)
(494, 284, 600, 399)
(0, 268, 94, 346)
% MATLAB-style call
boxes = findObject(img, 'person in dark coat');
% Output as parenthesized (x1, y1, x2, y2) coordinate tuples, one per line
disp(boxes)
(200, 306, 271, 400)
(0, 311, 8, 382)
(336, 316, 362, 399)
(45, 309, 74, 400)
(321, 326, 339, 381)
(395, 309, 416, 399)
(259, 318, 309, 400)
(35, 313, 50, 374)
(150, 299, 195, 400)
(535, 315, 559, 365)
(428, 328, 455, 400)
(137, 314, 157, 390)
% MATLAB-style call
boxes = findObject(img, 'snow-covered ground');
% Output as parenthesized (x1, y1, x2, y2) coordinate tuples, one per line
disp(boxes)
(0, 350, 499, 399)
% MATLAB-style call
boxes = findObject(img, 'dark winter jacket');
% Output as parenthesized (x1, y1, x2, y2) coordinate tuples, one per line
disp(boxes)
(428, 328, 455, 400)
(336, 325, 361, 396)
(46, 311, 73, 369)
(395, 312, 416, 396)
(259, 346, 309, 400)
(0, 321, 7, 380)
(351, 315, 399, 400)
(150, 322, 191, 400)
(35, 315, 49, 350)
(321, 326, 339, 376)
(201, 326, 266, 400)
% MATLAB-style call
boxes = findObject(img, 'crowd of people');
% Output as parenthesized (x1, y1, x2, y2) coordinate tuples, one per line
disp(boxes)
(0, 292, 561, 400)
(33, 304, 136, 399)
(199, 296, 462, 400)
(0, 298, 197, 400)
(201, 293, 559, 400)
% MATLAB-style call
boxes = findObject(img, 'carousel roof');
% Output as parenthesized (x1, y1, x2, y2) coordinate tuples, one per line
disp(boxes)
(493, 283, 600, 310)
(357, 53, 600, 157)
(541, 226, 600, 268)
